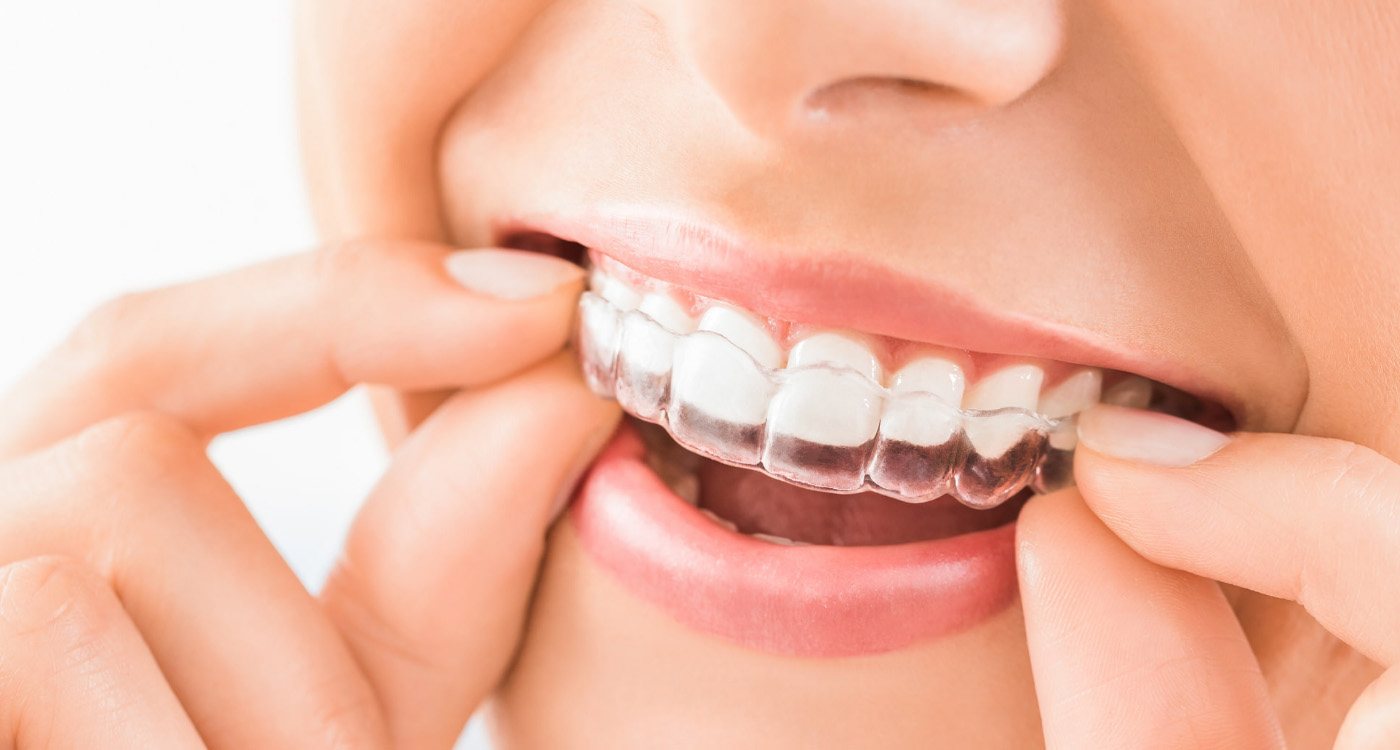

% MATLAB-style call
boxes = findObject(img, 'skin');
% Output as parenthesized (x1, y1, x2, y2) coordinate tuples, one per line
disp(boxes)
(0, 0, 1394, 748)
(299, 0, 1398, 746)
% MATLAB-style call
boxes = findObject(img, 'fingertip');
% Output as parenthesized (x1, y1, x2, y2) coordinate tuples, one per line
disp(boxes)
(442, 248, 585, 301)
(325, 243, 588, 391)
(1015, 489, 1103, 594)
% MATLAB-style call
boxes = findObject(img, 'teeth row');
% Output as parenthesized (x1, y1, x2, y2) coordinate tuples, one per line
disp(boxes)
(578, 263, 1146, 509)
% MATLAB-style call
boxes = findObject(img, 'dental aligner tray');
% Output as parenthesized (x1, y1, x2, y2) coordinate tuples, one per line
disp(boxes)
(575, 291, 1079, 510)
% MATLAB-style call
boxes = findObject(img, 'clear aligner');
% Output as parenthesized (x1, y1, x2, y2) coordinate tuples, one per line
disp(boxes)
(575, 286, 1092, 510)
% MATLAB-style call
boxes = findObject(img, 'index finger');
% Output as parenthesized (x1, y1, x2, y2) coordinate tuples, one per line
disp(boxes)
(0, 242, 584, 457)
(1074, 404, 1400, 665)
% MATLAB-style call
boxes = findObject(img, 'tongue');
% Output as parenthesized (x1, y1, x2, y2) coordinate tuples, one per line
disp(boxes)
(697, 460, 1024, 546)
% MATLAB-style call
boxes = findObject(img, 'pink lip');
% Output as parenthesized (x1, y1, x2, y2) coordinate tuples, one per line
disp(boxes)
(571, 425, 1017, 657)
(503, 209, 1235, 416)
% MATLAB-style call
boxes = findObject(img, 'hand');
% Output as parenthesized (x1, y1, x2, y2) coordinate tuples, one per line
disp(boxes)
(0, 242, 619, 748)
(1017, 404, 1400, 748)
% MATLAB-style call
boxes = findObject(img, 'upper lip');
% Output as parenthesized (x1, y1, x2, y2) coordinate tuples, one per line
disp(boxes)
(498, 208, 1241, 421)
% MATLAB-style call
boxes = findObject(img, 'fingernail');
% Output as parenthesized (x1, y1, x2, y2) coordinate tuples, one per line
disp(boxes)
(443, 248, 585, 300)
(1077, 404, 1229, 467)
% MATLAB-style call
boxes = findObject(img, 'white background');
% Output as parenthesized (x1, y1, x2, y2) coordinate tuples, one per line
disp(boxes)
(0, 3, 488, 746)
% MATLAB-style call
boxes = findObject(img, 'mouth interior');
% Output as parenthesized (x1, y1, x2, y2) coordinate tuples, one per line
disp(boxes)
(636, 418, 1026, 547)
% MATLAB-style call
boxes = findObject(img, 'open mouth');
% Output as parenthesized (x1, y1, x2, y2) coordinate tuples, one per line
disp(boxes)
(575, 250, 1227, 546)
(502, 222, 1232, 656)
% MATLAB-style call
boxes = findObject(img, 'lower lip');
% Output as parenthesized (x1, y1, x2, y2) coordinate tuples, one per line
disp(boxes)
(569, 424, 1019, 658)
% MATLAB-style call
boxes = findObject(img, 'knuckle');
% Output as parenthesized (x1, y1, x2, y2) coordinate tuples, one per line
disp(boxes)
(1321, 441, 1399, 505)
(303, 673, 388, 750)
(73, 411, 204, 480)
(64, 413, 215, 526)
(0, 556, 115, 644)
(63, 291, 153, 372)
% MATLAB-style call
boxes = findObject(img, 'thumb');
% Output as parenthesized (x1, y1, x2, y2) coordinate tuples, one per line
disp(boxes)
(320, 353, 621, 748)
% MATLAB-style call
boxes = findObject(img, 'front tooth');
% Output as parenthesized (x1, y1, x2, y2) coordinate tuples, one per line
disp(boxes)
(594, 270, 641, 311)
(638, 292, 696, 334)
(668, 332, 776, 465)
(867, 356, 967, 501)
(891, 355, 966, 403)
(762, 369, 882, 491)
(614, 293, 696, 420)
(964, 363, 1044, 412)
(1103, 376, 1153, 408)
(787, 331, 883, 382)
(697, 304, 783, 370)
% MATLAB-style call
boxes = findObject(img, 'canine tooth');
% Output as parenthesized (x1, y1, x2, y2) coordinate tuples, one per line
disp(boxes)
(890, 356, 966, 403)
(669, 333, 776, 464)
(964, 364, 1044, 412)
(699, 508, 738, 532)
(787, 331, 882, 382)
(955, 413, 1046, 507)
(594, 271, 641, 311)
(638, 292, 696, 334)
(697, 304, 783, 369)
(964, 410, 1037, 458)
(1039, 368, 1102, 450)
(1103, 376, 1153, 408)
(763, 369, 882, 491)
(1039, 368, 1103, 418)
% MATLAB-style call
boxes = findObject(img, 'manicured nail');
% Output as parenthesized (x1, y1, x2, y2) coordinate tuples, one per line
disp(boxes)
(1077, 404, 1229, 467)
(443, 248, 584, 300)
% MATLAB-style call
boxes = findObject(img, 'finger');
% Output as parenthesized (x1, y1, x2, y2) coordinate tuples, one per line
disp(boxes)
(0, 412, 386, 749)
(1336, 667, 1400, 750)
(1017, 490, 1282, 749)
(0, 242, 584, 457)
(0, 557, 203, 750)
(1073, 404, 1400, 665)
(322, 352, 621, 749)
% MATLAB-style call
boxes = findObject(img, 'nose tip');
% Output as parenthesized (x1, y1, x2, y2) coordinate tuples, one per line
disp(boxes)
(675, 0, 1065, 135)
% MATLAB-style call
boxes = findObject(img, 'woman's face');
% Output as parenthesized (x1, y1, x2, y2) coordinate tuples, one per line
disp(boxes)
(299, 1, 1399, 746)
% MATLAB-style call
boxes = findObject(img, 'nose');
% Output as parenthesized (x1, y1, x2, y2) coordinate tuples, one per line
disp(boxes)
(670, 0, 1064, 134)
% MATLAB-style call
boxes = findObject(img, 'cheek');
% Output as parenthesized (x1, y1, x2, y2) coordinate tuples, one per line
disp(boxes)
(298, 0, 552, 240)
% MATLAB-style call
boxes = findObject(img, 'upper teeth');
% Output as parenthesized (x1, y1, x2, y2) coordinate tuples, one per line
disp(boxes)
(577, 257, 1124, 508)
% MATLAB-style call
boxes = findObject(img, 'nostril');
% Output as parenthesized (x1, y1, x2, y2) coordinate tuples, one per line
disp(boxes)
(803, 76, 985, 125)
